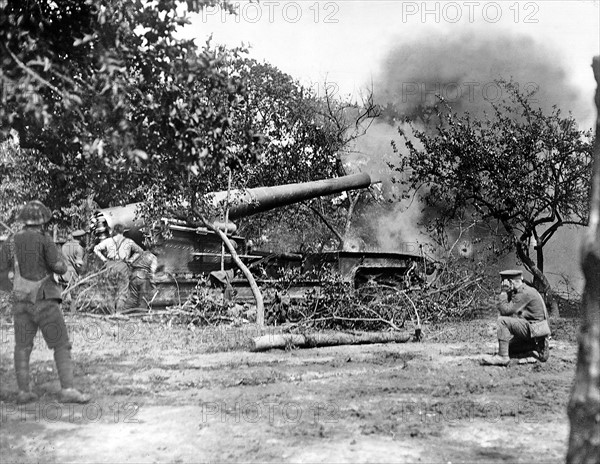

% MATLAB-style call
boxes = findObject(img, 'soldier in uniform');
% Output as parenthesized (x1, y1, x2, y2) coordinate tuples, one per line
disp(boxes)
(93, 223, 143, 312)
(124, 242, 159, 309)
(60, 229, 88, 311)
(61, 229, 87, 284)
(482, 269, 551, 366)
(0, 201, 90, 403)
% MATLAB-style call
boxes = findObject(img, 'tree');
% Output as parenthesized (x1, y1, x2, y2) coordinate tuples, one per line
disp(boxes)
(0, 136, 51, 225)
(219, 59, 380, 251)
(395, 81, 594, 316)
(566, 55, 600, 464)
(0, 0, 252, 199)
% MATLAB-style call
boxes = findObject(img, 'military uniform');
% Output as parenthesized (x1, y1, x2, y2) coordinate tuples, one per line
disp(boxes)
(124, 250, 158, 309)
(93, 228, 143, 312)
(497, 282, 548, 341)
(482, 269, 550, 366)
(0, 201, 90, 403)
(61, 230, 86, 284)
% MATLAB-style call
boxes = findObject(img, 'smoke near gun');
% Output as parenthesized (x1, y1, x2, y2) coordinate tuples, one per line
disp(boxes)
(342, 119, 432, 253)
(345, 29, 589, 290)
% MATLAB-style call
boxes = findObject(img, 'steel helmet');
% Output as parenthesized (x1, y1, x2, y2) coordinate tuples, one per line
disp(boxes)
(18, 200, 52, 225)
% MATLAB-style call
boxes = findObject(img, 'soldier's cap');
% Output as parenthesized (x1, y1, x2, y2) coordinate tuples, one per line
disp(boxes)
(72, 229, 86, 237)
(499, 269, 523, 279)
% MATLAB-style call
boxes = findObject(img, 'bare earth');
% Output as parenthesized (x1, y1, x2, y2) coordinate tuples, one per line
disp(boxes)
(0, 313, 579, 463)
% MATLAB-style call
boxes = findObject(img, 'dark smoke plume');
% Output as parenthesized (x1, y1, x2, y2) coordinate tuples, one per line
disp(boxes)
(346, 29, 590, 291)
(375, 29, 589, 123)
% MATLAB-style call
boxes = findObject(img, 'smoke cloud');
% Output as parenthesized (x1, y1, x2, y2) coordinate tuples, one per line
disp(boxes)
(347, 29, 589, 289)
(375, 29, 589, 122)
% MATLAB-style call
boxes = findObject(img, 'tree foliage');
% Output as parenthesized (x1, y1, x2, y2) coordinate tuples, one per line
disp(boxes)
(0, 0, 253, 203)
(1, 0, 379, 251)
(225, 60, 380, 251)
(395, 81, 594, 314)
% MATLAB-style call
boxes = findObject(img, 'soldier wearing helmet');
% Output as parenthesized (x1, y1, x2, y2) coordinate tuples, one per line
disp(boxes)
(0, 201, 90, 404)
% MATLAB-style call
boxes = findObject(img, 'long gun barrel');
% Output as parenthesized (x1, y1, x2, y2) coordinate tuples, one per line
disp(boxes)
(91, 173, 372, 237)
(209, 172, 372, 219)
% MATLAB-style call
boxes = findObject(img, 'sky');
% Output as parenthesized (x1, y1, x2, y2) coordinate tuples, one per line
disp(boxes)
(184, 0, 600, 127)
(183, 0, 600, 290)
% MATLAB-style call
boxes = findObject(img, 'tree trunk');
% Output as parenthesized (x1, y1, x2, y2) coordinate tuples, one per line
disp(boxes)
(514, 240, 560, 317)
(566, 55, 600, 464)
(200, 216, 265, 326)
(534, 243, 544, 285)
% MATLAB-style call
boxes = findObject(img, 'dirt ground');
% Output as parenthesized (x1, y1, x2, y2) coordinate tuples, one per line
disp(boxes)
(0, 309, 581, 464)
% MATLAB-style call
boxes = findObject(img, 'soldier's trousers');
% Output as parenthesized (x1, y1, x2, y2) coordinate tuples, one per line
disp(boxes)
(13, 299, 71, 350)
(13, 299, 74, 390)
(104, 260, 130, 312)
(497, 316, 530, 341)
(124, 274, 154, 309)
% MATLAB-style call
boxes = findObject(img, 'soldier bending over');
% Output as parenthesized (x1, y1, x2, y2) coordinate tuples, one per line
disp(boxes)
(482, 269, 551, 366)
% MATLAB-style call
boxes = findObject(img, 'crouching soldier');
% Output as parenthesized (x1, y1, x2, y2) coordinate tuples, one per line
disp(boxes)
(0, 201, 90, 404)
(482, 269, 551, 366)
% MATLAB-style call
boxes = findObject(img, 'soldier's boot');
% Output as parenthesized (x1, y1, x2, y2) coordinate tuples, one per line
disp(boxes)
(481, 340, 510, 366)
(14, 347, 38, 404)
(54, 347, 90, 404)
(536, 337, 550, 362)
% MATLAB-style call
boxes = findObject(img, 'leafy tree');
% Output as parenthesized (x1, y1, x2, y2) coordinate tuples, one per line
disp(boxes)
(395, 81, 594, 316)
(0, 0, 251, 200)
(0, 136, 53, 227)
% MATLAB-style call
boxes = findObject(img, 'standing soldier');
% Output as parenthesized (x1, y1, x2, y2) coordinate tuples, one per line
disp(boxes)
(62, 229, 87, 282)
(0, 201, 90, 403)
(60, 229, 87, 311)
(93, 223, 143, 312)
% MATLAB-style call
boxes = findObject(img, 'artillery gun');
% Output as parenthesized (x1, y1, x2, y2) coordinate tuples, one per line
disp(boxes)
(90, 173, 434, 307)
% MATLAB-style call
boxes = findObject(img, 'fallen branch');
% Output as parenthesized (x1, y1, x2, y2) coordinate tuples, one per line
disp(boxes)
(299, 314, 403, 331)
(76, 312, 131, 321)
(427, 277, 481, 296)
(400, 291, 420, 327)
(443, 277, 483, 303)
(250, 330, 412, 352)
(61, 267, 111, 297)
